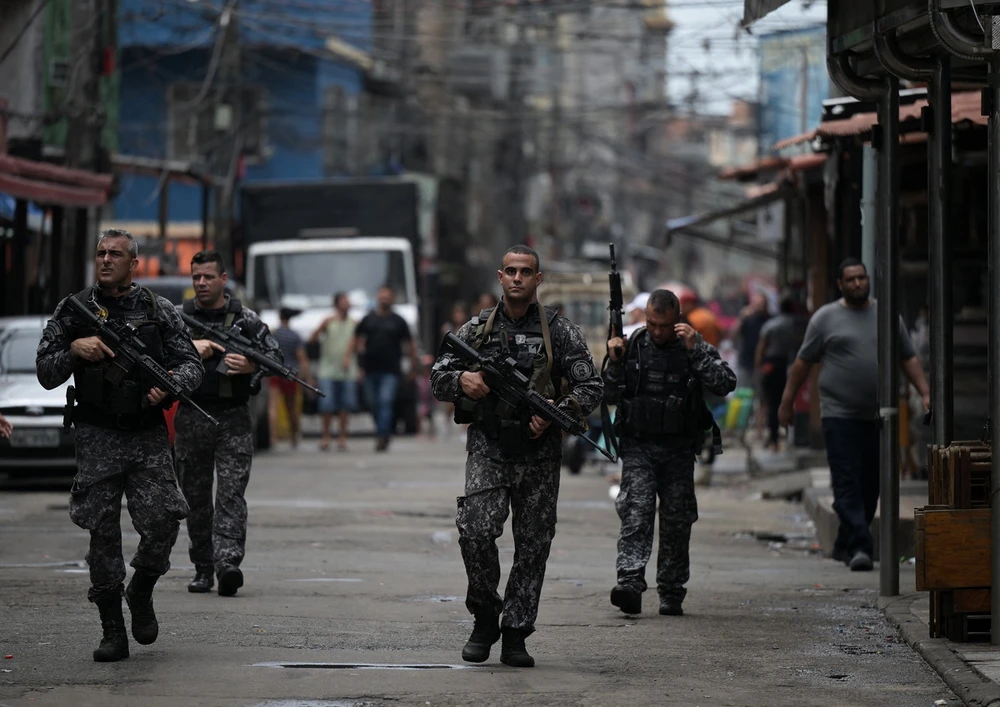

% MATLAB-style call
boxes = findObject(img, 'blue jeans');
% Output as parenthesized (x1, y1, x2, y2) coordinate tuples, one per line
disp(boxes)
(364, 372, 400, 438)
(317, 379, 358, 415)
(822, 417, 881, 558)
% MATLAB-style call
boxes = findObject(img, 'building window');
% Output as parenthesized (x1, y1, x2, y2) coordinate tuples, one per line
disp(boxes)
(322, 85, 358, 175)
(166, 82, 268, 163)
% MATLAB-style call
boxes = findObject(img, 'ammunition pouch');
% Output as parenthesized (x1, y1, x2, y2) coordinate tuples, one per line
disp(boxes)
(616, 397, 692, 438)
(454, 394, 535, 451)
(70, 402, 164, 431)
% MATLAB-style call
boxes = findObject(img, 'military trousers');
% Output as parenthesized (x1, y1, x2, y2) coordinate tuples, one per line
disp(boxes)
(174, 403, 254, 573)
(615, 439, 698, 603)
(69, 422, 188, 603)
(456, 452, 561, 636)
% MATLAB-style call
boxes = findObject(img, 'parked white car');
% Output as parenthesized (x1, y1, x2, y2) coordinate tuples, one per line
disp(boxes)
(0, 317, 76, 478)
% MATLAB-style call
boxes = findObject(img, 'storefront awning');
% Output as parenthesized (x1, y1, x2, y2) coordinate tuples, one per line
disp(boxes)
(741, 0, 793, 27)
(773, 90, 985, 150)
(665, 183, 786, 234)
(0, 154, 112, 207)
(664, 183, 797, 262)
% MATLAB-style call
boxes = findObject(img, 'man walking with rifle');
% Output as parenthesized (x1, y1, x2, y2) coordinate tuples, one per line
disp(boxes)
(430, 245, 604, 668)
(176, 250, 284, 597)
(605, 289, 736, 618)
(35, 228, 204, 662)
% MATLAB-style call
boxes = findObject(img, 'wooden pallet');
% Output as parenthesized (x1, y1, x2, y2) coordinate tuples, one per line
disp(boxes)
(920, 441, 992, 640)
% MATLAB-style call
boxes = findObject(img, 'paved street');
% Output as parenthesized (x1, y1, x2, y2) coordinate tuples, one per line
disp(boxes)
(0, 433, 960, 707)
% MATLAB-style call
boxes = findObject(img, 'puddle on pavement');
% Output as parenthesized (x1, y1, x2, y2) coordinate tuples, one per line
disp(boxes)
(286, 578, 364, 583)
(253, 662, 482, 671)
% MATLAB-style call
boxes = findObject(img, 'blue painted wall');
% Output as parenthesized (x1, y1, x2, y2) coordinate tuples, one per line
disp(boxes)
(114, 0, 370, 222)
(757, 25, 830, 156)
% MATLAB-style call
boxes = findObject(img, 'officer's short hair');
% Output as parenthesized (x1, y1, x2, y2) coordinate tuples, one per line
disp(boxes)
(504, 244, 541, 272)
(191, 250, 226, 275)
(837, 257, 866, 281)
(647, 289, 680, 315)
(98, 228, 138, 259)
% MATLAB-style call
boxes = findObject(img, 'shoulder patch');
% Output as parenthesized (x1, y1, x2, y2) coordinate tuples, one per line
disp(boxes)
(570, 359, 595, 381)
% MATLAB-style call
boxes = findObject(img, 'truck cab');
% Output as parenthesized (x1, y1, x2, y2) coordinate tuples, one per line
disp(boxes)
(246, 236, 422, 435)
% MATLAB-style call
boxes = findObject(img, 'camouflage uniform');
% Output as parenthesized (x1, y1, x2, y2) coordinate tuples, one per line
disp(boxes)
(431, 301, 604, 635)
(36, 284, 203, 602)
(175, 296, 280, 579)
(604, 329, 736, 609)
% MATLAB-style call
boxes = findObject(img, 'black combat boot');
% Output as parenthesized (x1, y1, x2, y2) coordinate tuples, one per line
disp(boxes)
(217, 565, 244, 597)
(125, 570, 159, 645)
(187, 566, 214, 593)
(499, 628, 534, 668)
(659, 598, 683, 616)
(610, 584, 642, 615)
(93, 594, 129, 662)
(461, 613, 501, 663)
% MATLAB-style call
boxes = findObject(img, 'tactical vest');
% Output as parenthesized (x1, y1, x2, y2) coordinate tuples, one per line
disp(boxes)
(182, 297, 252, 405)
(615, 327, 709, 440)
(69, 285, 167, 427)
(454, 304, 558, 449)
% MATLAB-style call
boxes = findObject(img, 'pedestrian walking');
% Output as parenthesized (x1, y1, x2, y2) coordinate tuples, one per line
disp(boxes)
(778, 258, 930, 572)
(268, 308, 310, 448)
(176, 250, 282, 597)
(347, 285, 417, 452)
(36, 228, 203, 662)
(430, 245, 604, 667)
(310, 292, 358, 451)
(754, 295, 798, 452)
(604, 289, 736, 617)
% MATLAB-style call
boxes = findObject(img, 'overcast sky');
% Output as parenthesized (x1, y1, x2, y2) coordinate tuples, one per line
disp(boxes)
(665, 0, 827, 114)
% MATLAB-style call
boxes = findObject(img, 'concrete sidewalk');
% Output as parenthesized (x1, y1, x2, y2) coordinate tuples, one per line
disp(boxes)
(882, 593, 1000, 707)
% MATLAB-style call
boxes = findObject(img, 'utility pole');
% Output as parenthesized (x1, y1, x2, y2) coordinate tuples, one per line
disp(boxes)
(547, 7, 562, 254)
(213, 0, 241, 270)
(58, 0, 106, 300)
(507, 3, 527, 246)
(394, 0, 414, 169)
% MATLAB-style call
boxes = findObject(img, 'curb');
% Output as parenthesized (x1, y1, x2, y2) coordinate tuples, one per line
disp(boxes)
(880, 594, 1000, 707)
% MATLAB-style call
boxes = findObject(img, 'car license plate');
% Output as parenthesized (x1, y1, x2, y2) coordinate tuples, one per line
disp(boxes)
(9, 429, 60, 448)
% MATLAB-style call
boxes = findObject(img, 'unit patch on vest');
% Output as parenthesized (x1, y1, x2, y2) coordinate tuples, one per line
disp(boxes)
(570, 359, 594, 381)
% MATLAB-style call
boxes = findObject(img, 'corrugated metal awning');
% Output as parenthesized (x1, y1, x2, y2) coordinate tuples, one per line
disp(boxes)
(742, 0, 793, 27)
(0, 155, 112, 208)
(773, 90, 985, 150)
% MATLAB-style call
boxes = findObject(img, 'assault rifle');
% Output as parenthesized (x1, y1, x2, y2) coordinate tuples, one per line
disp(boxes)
(64, 295, 219, 426)
(179, 312, 324, 397)
(607, 242, 625, 358)
(441, 332, 618, 462)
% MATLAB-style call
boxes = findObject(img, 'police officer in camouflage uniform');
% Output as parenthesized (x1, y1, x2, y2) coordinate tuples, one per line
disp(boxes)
(430, 245, 604, 668)
(36, 229, 203, 662)
(176, 251, 281, 597)
(604, 289, 736, 617)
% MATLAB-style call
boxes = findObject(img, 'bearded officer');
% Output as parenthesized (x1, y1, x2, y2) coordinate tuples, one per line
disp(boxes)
(430, 244, 604, 668)
(604, 289, 736, 617)
(176, 250, 282, 597)
(36, 228, 203, 662)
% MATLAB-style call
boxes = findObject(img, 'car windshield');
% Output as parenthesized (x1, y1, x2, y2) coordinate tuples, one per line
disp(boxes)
(0, 330, 40, 374)
(253, 250, 410, 309)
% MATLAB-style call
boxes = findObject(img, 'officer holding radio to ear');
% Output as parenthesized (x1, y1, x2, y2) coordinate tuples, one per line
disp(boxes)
(604, 288, 736, 618)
